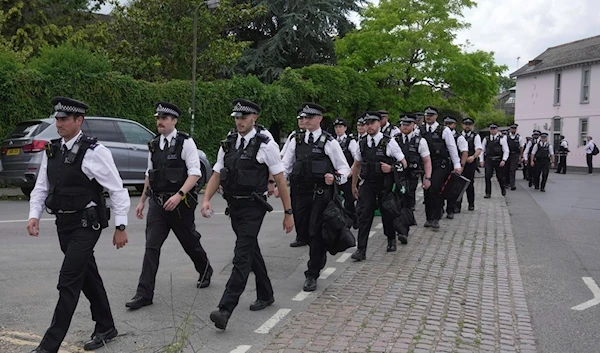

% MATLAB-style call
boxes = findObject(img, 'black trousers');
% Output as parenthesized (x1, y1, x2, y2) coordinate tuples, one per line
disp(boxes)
(523, 162, 529, 180)
(535, 161, 550, 189)
(588, 154, 594, 173)
(340, 181, 357, 224)
(405, 177, 419, 210)
(356, 180, 395, 251)
(507, 153, 520, 188)
(218, 200, 272, 312)
(556, 154, 567, 173)
(530, 162, 541, 188)
(136, 199, 211, 300)
(456, 161, 476, 210)
(484, 158, 505, 195)
(290, 184, 308, 243)
(424, 160, 449, 221)
(40, 225, 114, 353)
(294, 186, 331, 279)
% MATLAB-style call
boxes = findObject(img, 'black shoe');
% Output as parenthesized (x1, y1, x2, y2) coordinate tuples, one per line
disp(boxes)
(397, 233, 408, 245)
(454, 207, 461, 214)
(511, 186, 517, 190)
(352, 219, 359, 230)
(387, 238, 397, 252)
(468, 205, 475, 211)
(423, 220, 432, 228)
(197, 266, 213, 288)
(125, 295, 152, 310)
(303, 277, 317, 292)
(540, 188, 545, 192)
(501, 189, 506, 196)
(30, 348, 51, 353)
(446, 213, 454, 219)
(83, 327, 118, 351)
(290, 240, 307, 247)
(249, 297, 275, 311)
(351, 249, 366, 261)
(432, 220, 440, 231)
(534, 186, 539, 190)
(210, 308, 231, 330)
(484, 194, 491, 199)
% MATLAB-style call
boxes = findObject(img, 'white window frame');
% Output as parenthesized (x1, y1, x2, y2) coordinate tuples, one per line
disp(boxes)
(581, 67, 591, 104)
(554, 71, 562, 106)
(579, 117, 588, 147)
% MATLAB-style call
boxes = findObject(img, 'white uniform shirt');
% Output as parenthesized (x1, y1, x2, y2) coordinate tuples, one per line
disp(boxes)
(585, 140, 596, 154)
(422, 122, 461, 169)
(279, 131, 296, 158)
(145, 129, 202, 177)
(336, 133, 359, 158)
(461, 131, 483, 153)
(213, 127, 285, 176)
(509, 133, 526, 148)
(352, 131, 406, 162)
(560, 140, 569, 150)
(453, 130, 468, 153)
(523, 138, 539, 161)
(397, 131, 430, 157)
(281, 128, 351, 184)
(480, 133, 510, 162)
(29, 131, 130, 226)
(381, 122, 401, 137)
(531, 142, 554, 158)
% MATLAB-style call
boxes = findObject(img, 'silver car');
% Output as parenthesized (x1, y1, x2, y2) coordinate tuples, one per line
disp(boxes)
(0, 116, 212, 196)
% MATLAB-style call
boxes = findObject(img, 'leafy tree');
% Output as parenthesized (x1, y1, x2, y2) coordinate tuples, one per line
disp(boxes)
(498, 76, 515, 92)
(233, 0, 363, 83)
(28, 44, 111, 78)
(106, 0, 264, 81)
(335, 0, 506, 116)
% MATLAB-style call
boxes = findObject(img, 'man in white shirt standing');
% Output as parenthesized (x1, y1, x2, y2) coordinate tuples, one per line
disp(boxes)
(379, 109, 401, 137)
(530, 132, 554, 192)
(585, 136, 596, 174)
(333, 118, 360, 228)
(480, 123, 509, 198)
(506, 123, 525, 190)
(443, 116, 468, 219)
(556, 135, 569, 174)
(27, 97, 129, 353)
(458, 118, 482, 211)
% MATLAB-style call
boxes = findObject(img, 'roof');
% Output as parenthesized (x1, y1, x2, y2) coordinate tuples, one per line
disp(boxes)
(511, 34, 600, 78)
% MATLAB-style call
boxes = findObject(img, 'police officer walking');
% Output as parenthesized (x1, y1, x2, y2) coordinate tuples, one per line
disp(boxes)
(396, 114, 432, 241)
(523, 130, 541, 188)
(333, 118, 359, 228)
(27, 97, 130, 353)
(379, 110, 401, 137)
(480, 123, 509, 198)
(201, 99, 294, 330)
(457, 118, 482, 211)
(357, 117, 368, 141)
(443, 116, 468, 218)
(530, 132, 554, 192)
(556, 135, 569, 174)
(350, 111, 407, 259)
(126, 102, 212, 310)
(420, 106, 462, 230)
(281, 103, 351, 291)
(506, 124, 525, 190)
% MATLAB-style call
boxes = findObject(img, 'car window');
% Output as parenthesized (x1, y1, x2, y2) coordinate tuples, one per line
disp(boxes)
(7, 121, 49, 139)
(86, 119, 124, 143)
(117, 121, 154, 145)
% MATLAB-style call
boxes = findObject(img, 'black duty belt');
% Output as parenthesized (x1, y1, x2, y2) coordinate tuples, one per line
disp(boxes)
(55, 207, 101, 230)
(152, 192, 175, 206)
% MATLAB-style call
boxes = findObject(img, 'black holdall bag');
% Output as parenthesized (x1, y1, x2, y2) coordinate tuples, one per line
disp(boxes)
(441, 172, 471, 201)
(322, 178, 356, 254)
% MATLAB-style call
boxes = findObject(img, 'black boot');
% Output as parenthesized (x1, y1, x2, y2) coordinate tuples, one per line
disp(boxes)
(351, 248, 366, 261)
(197, 266, 213, 288)
(397, 233, 408, 245)
(432, 220, 440, 231)
(387, 238, 397, 252)
(303, 277, 317, 292)
(210, 308, 232, 330)
(83, 327, 118, 351)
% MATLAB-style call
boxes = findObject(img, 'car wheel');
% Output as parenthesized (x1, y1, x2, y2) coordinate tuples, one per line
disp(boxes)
(21, 187, 33, 197)
(135, 184, 145, 193)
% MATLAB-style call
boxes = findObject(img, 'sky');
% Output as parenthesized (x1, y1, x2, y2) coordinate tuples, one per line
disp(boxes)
(100, 0, 600, 76)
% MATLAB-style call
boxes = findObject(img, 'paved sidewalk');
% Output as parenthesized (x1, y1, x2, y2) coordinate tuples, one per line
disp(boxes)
(260, 178, 537, 353)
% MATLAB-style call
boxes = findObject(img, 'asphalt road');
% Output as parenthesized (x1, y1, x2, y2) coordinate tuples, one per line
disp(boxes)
(507, 171, 600, 353)
(0, 194, 366, 353)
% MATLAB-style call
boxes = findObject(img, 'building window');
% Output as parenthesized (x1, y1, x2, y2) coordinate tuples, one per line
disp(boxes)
(553, 117, 562, 146)
(554, 72, 561, 106)
(581, 67, 591, 103)
(579, 118, 588, 146)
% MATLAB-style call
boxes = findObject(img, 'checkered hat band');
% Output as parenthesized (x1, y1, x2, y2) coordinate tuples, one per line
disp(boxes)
(301, 107, 322, 115)
(156, 105, 179, 117)
(54, 103, 85, 114)
(233, 102, 258, 114)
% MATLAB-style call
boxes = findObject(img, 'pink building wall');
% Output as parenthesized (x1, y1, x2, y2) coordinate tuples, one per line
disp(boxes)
(515, 64, 600, 168)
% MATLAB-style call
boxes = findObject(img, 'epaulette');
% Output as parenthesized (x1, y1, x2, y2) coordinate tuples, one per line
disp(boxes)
(255, 132, 271, 144)
(177, 131, 190, 139)
(322, 131, 334, 141)
(81, 135, 99, 150)
(256, 124, 266, 132)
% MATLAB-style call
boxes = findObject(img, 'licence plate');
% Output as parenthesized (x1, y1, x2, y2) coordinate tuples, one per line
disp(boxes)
(7, 148, 19, 156)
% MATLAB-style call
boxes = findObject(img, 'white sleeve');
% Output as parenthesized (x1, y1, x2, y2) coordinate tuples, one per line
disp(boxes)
(281, 138, 297, 178)
(443, 127, 461, 168)
(519, 136, 526, 148)
(325, 139, 351, 184)
(257, 141, 285, 175)
(280, 133, 294, 158)
(474, 135, 483, 151)
(418, 138, 430, 158)
(212, 147, 226, 173)
(350, 139, 361, 161)
(531, 144, 538, 156)
(28, 152, 49, 221)
(181, 138, 201, 176)
(145, 152, 152, 176)
(501, 137, 510, 161)
(457, 136, 469, 152)
(480, 138, 487, 163)
(549, 145, 554, 156)
(386, 138, 405, 161)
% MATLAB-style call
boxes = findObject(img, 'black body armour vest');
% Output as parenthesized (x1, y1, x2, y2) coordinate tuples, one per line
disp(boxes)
(507, 134, 521, 154)
(485, 135, 503, 160)
(396, 134, 422, 172)
(339, 135, 355, 166)
(420, 125, 448, 161)
(463, 132, 478, 156)
(148, 132, 190, 193)
(219, 132, 270, 196)
(44, 134, 104, 214)
(290, 131, 334, 187)
(359, 135, 394, 181)
(535, 143, 550, 161)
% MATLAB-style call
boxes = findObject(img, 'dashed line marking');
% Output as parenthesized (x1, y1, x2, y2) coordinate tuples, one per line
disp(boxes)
(336, 253, 351, 263)
(254, 309, 291, 334)
(230, 345, 252, 353)
(0, 219, 53, 224)
(318, 267, 336, 279)
(292, 291, 312, 301)
(375, 223, 383, 229)
(369, 231, 376, 238)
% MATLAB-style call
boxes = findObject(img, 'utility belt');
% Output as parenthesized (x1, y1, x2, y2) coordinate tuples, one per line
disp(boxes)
(148, 188, 198, 209)
(292, 181, 328, 191)
(486, 156, 502, 162)
(55, 206, 108, 230)
(432, 158, 450, 169)
(223, 192, 273, 215)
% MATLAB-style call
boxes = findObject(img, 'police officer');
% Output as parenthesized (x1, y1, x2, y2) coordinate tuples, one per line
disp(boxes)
(443, 116, 468, 218)
(379, 110, 401, 137)
(281, 103, 351, 291)
(506, 124, 525, 190)
(414, 112, 425, 136)
(350, 111, 406, 258)
(27, 97, 130, 353)
(201, 99, 294, 330)
(126, 102, 212, 310)
(480, 123, 509, 198)
(556, 135, 569, 174)
(396, 114, 432, 241)
(357, 117, 368, 141)
(333, 118, 359, 228)
(523, 136, 532, 180)
(530, 132, 554, 192)
(523, 130, 541, 187)
(420, 106, 462, 230)
(457, 118, 482, 211)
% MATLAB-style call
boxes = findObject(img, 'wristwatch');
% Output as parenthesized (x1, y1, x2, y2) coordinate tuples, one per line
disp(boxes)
(178, 190, 185, 196)
(116, 224, 126, 231)
(268, 180, 276, 184)
(424, 176, 431, 180)
(284, 208, 294, 215)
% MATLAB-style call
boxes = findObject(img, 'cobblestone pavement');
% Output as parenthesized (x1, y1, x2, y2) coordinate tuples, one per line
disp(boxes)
(260, 178, 538, 353)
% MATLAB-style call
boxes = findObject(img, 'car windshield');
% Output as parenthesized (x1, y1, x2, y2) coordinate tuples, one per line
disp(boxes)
(8, 121, 47, 139)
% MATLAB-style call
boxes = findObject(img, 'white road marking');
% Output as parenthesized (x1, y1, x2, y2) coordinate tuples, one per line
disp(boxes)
(375, 223, 383, 229)
(254, 308, 291, 334)
(369, 231, 376, 238)
(336, 253, 351, 263)
(292, 291, 312, 301)
(230, 345, 252, 353)
(0, 219, 53, 224)
(572, 277, 600, 311)
(319, 267, 336, 279)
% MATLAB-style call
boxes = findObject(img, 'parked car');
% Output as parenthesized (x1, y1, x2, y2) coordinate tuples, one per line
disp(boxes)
(0, 116, 212, 196)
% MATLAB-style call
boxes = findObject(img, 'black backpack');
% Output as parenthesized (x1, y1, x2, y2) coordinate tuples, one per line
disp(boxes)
(592, 143, 599, 156)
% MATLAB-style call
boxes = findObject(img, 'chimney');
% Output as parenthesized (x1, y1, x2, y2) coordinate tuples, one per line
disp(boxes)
(528, 59, 542, 66)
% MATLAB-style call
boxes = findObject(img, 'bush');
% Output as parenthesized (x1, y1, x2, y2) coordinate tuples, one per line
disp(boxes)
(27, 44, 112, 79)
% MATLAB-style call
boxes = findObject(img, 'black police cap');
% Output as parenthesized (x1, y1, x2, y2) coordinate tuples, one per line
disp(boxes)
(424, 106, 439, 115)
(231, 99, 260, 117)
(362, 111, 382, 122)
(333, 118, 347, 127)
(462, 118, 475, 124)
(399, 113, 416, 124)
(155, 101, 182, 118)
(51, 96, 89, 118)
(299, 102, 326, 116)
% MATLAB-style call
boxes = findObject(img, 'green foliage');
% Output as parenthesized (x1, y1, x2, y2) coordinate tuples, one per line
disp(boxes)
(474, 108, 514, 129)
(28, 44, 111, 78)
(498, 76, 516, 92)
